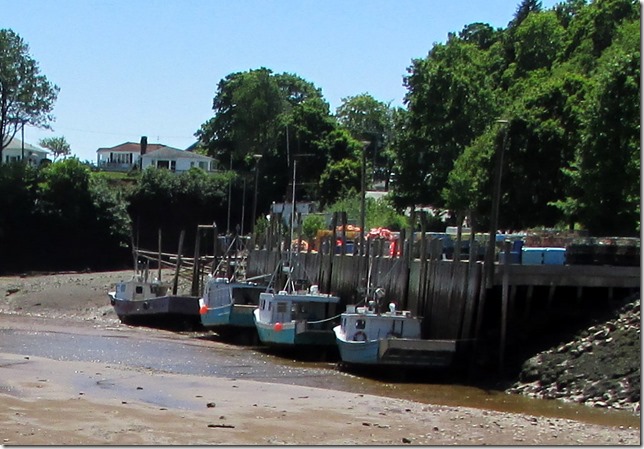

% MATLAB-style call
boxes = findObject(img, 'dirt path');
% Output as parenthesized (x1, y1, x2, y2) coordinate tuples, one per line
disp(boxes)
(0, 271, 640, 445)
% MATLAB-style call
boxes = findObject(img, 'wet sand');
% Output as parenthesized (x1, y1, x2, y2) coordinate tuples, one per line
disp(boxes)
(0, 270, 640, 445)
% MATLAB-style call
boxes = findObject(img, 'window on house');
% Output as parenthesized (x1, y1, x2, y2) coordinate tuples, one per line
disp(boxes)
(156, 160, 170, 169)
(199, 161, 207, 170)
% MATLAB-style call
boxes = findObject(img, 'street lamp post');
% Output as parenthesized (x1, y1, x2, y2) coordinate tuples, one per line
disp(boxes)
(251, 153, 263, 236)
(485, 119, 510, 288)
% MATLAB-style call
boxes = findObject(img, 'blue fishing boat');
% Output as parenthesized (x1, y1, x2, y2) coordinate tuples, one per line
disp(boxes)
(333, 291, 456, 368)
(198, 275, 268, 332)
(253, 283, 341, 347)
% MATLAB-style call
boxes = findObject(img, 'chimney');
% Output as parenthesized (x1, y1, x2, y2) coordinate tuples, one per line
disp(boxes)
(139, 136, 148, 170)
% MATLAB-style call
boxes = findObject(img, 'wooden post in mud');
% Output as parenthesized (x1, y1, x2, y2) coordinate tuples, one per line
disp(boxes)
(157, 228, 163, 282)
(499, 240, 511, 373)
(213, 223, 219, 265)
(191, 227, 202, 297)
(172, 230, 185, 295)
(418, 212, 428, 314)
(326, 212, 338, 294)
(340, 211, 347, 255)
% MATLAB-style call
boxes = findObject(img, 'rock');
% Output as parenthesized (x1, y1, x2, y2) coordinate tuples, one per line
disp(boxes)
(206, 402, 216, 408)
(402, 437, 412, 444)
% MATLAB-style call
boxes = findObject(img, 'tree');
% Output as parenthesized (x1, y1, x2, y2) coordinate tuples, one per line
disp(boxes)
(570, 19, 640, 235)
(335, 93, 396, 187)
(39, 136, 70, 161)
(392, 38, 499, 210)
(0, 29, 59, 163)
(197, 68, 336, 229)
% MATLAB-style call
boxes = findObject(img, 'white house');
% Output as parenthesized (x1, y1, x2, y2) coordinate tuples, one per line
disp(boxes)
(97, 141, 214, 172)
(2, 137, 49, 166)
(141, 146, 214, 172)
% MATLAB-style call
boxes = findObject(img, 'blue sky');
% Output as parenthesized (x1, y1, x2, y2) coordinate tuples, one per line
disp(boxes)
(3, 0, 559, 163)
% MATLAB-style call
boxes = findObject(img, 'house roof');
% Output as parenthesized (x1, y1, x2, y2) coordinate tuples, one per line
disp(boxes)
(96, 142, 169, 153)
(3, 137, 48, 155)
(141, 146, 213, 160)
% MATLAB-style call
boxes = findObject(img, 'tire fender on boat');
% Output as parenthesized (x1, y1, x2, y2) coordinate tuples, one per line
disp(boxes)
(353, 331, 367, 342)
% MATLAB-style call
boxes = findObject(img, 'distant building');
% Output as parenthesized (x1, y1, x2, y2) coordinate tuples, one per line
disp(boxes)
(271, 201, 317, 226)
(97, 140, 214, 172)
(1, 137, 49, 166)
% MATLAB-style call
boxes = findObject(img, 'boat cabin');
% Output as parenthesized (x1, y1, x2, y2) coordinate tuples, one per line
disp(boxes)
(341, 305, 422, 342)
(203, 277, 265, 308)
(113, 278, 170, 301)
(257, 286, 339, 328)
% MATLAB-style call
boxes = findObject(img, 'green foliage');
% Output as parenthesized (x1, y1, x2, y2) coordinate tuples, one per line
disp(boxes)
(325, 193, 407, 232)
(0, 29, 59, 158)
(396, 0, 640, 235)
(39, 136, 71, 161)
(393, 37, 499, 209)
(127, 167, 230, 251)
(318, 158, 361, 208)
(302, 214, 327, 240)
(571, 18, 640, 235)
(0, 159, 131, 272)
(197, 68, 336, 231)
(335, 93, 396, 187)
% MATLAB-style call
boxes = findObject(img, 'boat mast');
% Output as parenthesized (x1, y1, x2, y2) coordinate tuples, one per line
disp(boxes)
(285, 157, 297, 293)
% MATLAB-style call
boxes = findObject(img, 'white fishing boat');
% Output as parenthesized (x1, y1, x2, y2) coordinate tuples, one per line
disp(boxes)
(333, 290, 456, 368)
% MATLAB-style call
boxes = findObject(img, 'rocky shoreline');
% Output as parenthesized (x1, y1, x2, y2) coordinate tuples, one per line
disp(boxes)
(508, 296, 640, 415)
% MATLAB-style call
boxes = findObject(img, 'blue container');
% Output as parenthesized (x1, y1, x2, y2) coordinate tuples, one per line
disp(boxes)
(544, 247, 566, 265)
(499, 251, 521, 264)
(522, 247, 546, 265)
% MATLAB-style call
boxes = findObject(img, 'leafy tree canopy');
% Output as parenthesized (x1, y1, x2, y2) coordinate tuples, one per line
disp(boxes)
(39, 136, 70, 161)
(0, 29, 59, 160)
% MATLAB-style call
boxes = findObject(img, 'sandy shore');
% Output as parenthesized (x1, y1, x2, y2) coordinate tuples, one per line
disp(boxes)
(0, 270, 640, 445)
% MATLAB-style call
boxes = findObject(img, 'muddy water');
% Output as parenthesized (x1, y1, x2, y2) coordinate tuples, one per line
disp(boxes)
(0, 320, 639, 429)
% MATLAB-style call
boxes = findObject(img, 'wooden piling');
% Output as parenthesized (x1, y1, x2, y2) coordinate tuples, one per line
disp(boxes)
(172, 230, 185, 295)
(499, 240, 511, 373)
(157, 228, 162, 282)
(191, 226, 201, 296)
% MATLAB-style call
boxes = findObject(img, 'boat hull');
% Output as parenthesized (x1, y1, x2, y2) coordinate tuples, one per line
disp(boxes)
(109, 292, 201, 328)
(201, 304, 256, 329)
(253, 309, 337, 347)
(334, 326, 456, 368)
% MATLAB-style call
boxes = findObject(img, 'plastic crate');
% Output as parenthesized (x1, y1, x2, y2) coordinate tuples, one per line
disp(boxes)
(544, 247, 566, 265)
(522, 247, 546, 265)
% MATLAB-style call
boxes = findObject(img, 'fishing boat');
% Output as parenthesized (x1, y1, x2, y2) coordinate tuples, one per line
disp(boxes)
(108, 266, 201, 329)
(198, 275, 268, 334)
(253, 278, 341, 347)
(252, 155, 341, 348)
(333, 289, 456, 368)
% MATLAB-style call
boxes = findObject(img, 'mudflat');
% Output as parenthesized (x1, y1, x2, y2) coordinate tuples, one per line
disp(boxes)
(0, 270, 640, 445)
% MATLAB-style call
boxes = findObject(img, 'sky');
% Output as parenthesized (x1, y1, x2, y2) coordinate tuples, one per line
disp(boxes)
(3, 0, 559, 163)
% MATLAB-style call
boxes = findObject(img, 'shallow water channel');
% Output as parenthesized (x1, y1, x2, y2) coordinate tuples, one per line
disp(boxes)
(0, 318, 638, 429)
